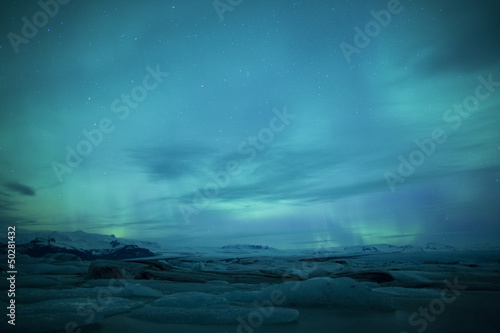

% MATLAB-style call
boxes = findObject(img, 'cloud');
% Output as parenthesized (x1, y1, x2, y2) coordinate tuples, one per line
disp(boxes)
(176, 146, 390, 207)
(0, 198, 17, 212)
(4, 181, 36, 196)
(129, 145, 219, 180)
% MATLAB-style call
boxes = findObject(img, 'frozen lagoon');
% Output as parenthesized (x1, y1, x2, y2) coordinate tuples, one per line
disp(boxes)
(1, 246, 500, 333)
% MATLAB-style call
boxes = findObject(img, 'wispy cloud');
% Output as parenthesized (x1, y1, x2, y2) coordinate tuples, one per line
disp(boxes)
(4, 181, 36, 196)
(129, 145, 216, 180)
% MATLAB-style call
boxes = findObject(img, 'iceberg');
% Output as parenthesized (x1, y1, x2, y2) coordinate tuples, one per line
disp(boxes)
(255, 277, 394, 310)
(130, 305, 299, 325)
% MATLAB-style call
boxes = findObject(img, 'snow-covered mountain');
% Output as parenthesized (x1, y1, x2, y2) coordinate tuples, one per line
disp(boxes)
(424, 242, 457, 251)
(342, 244, 425, 253)
(10, 229, 161, 250)
(1, 229, 161, 260)
(221, 244, 277, 251)
(3, 228, 483, 261)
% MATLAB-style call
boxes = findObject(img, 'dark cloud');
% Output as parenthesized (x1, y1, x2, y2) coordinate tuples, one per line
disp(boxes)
(129, 145, 216, 180)
(4, 182, 36, 196)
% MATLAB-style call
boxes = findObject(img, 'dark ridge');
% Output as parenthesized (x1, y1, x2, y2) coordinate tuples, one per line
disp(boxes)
(221, 244, 277, 250)
(16, 239, 156, 260)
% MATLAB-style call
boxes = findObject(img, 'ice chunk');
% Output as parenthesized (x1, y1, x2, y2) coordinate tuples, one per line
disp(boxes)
(153, 292, 229, 308)
(19, 297, 144, 317)
(123, 282, 163, 297)
(133, 290, 299, 325)
(17, 276, 62, 288)
(371, 287, 441, 298)
(13, 312, 103, 333)
(256, 277, 394, 310)
(23, 263, 88, 275)
(8, 297, 143, 333)
(130, 305, 299, 325)
(228, 290, 262, 303)
(191, 262, 206, 271)
(17, 283, 160, 303)
(390, 271, 433, 283)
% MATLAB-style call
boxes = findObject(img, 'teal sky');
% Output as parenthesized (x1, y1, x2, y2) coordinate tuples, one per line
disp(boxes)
(1, 0, 499, 249)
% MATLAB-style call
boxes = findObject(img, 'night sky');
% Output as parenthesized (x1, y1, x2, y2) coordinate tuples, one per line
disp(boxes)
(1, 0, 499, 249)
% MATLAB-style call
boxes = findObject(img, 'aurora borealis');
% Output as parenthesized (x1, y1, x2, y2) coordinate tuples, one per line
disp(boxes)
(1, 0, 499, 248)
